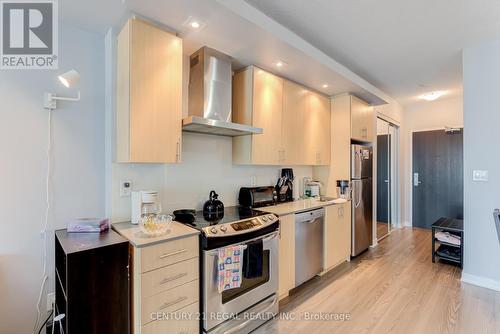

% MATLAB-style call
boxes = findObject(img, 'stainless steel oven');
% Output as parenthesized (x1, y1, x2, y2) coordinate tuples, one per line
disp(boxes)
(202, 230, 279, 333)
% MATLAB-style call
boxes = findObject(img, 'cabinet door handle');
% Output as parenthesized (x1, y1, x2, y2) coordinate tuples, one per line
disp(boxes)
(278, 149, 285, 162)
(159, 272, 188, 285)
(176, 140, 181, 162)
(158, 296, 188, 310)
(159, 249, 187, 259)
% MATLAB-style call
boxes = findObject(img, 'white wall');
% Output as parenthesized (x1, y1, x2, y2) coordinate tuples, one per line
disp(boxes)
(0, 24, 105, 333)
(461, 40, 500, 289)
(401, 96, 463, 226)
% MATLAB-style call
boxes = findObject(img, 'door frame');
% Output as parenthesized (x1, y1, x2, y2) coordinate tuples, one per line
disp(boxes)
(373, 116, 401, 245)
(409, 127, 464, 227)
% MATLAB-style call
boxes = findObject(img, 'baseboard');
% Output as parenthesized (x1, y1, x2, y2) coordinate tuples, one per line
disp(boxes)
(461, 272, 500, 292)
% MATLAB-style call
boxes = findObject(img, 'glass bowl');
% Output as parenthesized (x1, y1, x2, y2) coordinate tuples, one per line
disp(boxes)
(139, 214, 172, 237)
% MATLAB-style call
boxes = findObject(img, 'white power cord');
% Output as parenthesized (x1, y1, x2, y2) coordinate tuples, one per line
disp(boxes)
(33, 109, 53, 334)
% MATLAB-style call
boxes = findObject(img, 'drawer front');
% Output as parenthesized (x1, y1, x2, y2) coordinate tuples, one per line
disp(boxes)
(141, 279, 199, 325)
(141, 236, 198, 273)
(142, 302, 199, 334)
(141, 257, 199, 298)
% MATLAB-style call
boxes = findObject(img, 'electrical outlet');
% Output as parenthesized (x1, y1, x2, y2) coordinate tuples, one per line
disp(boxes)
(473, 170, 488, 182)
(47, 292, 55, 311)
(120, 180, 132, 197)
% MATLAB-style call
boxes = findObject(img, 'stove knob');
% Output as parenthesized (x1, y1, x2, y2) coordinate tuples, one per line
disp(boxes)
(268, 215, 274, 221)
(210, 227, 218, 234)
(220, 226, 227, 232)
(262, 216, 268, 222)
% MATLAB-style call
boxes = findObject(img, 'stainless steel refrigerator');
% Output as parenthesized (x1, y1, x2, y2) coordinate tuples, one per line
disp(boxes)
(351, 144, 373, 256)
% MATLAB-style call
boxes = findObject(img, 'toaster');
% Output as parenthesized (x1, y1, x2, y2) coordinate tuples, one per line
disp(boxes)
(238, 186, 277, 208)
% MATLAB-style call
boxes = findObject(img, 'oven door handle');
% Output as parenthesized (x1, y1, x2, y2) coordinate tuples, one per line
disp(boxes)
(207, 231, 279, 257)
(222, 295, 278, 334)
(262, 231, 279, 242)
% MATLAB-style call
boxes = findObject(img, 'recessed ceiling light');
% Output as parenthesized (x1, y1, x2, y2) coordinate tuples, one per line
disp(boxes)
(275, 60, 287, 68)
(322, 84, 328, 88)
(420, 91, 444, 101)
(183, 16, 205, 30)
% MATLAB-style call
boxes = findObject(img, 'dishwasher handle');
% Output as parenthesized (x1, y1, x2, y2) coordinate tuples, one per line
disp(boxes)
(295, 208, 325, 223)
(299, 218, 320, 224)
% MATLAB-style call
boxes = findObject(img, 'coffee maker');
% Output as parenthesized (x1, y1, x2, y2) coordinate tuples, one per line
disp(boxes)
(131, 190, 161, 224)
(276, 168, 294, 203)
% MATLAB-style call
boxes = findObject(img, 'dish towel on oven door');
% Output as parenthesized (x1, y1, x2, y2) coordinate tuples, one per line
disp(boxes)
(218, 245, 244, 293)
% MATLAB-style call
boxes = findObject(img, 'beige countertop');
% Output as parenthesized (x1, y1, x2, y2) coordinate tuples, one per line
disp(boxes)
(255, 198, 350, 216)
(112, 221, 199, 248)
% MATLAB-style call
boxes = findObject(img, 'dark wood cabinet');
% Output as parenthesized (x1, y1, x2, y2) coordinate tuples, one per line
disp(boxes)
(55, 229, 130, 334)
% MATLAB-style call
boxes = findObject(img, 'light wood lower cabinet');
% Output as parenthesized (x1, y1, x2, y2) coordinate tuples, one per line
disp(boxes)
(142, 302, 199, 334)
(278, 214, 295, 299)
(132, 235, 199, 334)
(324, 203, 352, 270)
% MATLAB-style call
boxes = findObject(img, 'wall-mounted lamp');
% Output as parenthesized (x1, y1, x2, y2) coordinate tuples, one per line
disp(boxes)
(44, 69, 81, 110)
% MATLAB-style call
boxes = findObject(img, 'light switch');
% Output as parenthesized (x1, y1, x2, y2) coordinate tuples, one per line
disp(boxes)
(473, 170, 488, 182)
(120, 180, 132, 197)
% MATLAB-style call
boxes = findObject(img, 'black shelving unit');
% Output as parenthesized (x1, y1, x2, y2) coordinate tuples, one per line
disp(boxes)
(55, 229, 130, 334)
(432, 218, 463, 269)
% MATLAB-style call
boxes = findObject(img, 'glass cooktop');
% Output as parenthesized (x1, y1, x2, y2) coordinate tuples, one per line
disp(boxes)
(182, 206, 267, 229)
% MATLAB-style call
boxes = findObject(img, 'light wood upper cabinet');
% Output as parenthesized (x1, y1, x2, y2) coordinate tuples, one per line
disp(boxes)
(305, 92, 331, 165)
(278, 214, 295, 299)
(233, 67, 283, 165)
(252, 69, 284, 164)
(116, 18, 183, 163)
(351, 95, 374, 142)
(324, 203, 351, 270)
(282, 80, 307, 165)
(233, 66, 330, 165)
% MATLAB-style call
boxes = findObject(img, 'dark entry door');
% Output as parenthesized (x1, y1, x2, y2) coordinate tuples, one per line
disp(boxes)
(412, 130, 463, 229)
(377, 134, 390, 223)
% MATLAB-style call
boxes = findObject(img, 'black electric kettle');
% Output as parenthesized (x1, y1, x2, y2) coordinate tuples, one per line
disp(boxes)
(203, 190, 224, 218)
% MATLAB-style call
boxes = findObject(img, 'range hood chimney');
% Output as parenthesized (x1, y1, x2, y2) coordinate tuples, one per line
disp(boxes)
(182, 47, 263, 136)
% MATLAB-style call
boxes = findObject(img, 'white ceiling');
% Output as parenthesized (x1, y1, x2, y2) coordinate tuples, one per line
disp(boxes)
(58, 0, 395, 105)
(245, 0, 500, 105)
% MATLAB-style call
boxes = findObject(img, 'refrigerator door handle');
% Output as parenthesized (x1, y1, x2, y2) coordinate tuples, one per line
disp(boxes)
(353, 181, 362, 208)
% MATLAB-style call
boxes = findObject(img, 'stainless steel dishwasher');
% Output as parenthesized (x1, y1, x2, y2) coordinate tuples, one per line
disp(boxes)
(295, 208, 324, 286)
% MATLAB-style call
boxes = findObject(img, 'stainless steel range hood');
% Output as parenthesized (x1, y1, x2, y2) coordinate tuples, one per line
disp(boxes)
(183, 47, 263, 137)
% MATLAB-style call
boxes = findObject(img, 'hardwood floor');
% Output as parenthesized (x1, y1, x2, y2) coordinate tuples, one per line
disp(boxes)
(376, 222, 389, 240)
(255, 227, 500, 334)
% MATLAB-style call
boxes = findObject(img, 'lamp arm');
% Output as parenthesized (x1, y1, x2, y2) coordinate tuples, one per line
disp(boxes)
(43, 91, 81, 110)
(50, 91, 80, 102)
